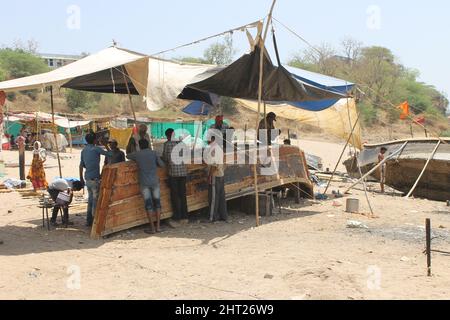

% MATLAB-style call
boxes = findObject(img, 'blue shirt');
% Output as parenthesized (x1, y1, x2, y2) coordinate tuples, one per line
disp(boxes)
(127, 149, 165, 188)
(80, 145, 112, 180)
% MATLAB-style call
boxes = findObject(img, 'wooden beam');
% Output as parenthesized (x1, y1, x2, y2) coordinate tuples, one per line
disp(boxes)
(405, 140, 441, 198)
(344, 141, 409, 194)
(50, 86, 63, 178)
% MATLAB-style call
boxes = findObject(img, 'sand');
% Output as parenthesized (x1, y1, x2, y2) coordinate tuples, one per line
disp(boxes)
(1, 140, 449, 300)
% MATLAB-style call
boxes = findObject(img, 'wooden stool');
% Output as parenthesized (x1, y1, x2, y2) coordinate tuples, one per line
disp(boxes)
(39, 203, 53, 231)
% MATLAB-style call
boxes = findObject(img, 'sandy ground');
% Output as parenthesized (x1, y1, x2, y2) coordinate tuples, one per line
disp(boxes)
(1, 140, 449, 300)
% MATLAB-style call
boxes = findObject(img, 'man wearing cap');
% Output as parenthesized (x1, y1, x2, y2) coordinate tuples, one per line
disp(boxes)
(258, 112, 280, 146)
(210, 115, 231, 150)
(105, 139, 126, 166)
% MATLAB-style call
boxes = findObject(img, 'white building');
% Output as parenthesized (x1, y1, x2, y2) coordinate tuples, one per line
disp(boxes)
(39, 53, 83, 69)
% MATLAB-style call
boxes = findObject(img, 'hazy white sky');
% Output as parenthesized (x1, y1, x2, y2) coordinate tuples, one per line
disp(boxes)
(2, 0, 449, 98)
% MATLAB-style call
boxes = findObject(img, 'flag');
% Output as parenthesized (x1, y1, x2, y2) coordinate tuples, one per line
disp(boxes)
(399, 101, 409, 120)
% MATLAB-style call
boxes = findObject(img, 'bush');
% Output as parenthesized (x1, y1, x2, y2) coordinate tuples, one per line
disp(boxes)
(441, 130, 450, 137)
(359, 102, 378, 126)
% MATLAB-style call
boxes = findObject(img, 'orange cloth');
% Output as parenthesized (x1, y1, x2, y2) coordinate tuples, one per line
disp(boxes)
(109, 127, 134, 150)
(399, 101, 410, 120)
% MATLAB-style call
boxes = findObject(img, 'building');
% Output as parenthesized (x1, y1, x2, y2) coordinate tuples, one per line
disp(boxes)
(39, 53, 83, 69)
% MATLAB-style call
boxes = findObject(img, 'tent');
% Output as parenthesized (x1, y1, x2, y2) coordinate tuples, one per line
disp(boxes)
(178, 45, 345, 104)
(0, 47, 149, 96)
(237, 98, 362, 149)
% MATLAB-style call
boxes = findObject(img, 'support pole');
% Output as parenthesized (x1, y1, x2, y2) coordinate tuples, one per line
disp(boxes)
(426, 218, 432, 277)
(253, 0, 277, 227)
(323, 112, 361, 195)
(344, 142, 408, 194)
(121, 66, 138, 124)
(50, 86, 63, 178)
(405, 141, 441, 198)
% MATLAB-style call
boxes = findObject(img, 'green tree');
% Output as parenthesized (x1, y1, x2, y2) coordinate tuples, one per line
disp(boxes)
(204, 34, 237, 65)
(65, 89, 102, 112)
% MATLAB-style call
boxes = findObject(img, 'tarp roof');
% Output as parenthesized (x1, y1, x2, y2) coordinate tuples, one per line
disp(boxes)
(178, 45, 346, 104)
(0, 47, 149, 96)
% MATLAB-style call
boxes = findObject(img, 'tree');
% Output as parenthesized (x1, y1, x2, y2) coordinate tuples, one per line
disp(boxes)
(204, 34, 237, 65)
(0, 46, 49, 100)
(65, 89, 102, 112)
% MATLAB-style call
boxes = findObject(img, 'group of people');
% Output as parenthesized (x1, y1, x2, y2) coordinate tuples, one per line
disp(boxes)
(77, 122, 228, 234)
(28, 112, 284, 232)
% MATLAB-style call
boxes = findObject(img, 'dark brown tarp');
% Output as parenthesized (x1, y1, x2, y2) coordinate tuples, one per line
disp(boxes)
(62, 68, 139, 95)
(178, 45, 345, 103)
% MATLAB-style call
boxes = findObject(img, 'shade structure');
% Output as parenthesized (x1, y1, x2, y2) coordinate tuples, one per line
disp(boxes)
(237, 98, 362, 149)
(178, 45, 346, 104)
(0, 47, 149, 96)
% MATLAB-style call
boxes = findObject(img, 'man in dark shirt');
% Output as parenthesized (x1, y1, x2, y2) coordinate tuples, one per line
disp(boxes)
(79, 133, 113, 227)
(105, 139, 126, 166)
(127, 139, 165, 234)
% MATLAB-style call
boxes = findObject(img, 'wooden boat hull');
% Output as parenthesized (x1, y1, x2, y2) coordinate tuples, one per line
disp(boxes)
(347, 138, 450, 201)
(91, 145, 313, 239)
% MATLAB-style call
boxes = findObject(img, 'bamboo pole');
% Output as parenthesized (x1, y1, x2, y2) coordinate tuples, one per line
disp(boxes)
(121, 66, 138, 124)
(344, 141, 409, 194)
(50, 86, 63, 178)
(323, 112, 361, 195)
(253, 0, 277, 227)
(405, 141, 441, 198)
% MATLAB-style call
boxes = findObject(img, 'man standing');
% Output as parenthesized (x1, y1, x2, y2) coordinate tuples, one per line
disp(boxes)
(162, 129, 189, 227)
(258, 112, 280, 146)
(79, 133, 112, 227)
(127, 139, 165, 234)
(210, 115, 231, 150)
(205, 136, 228, 222)
(378, 147, 388, 194)
(15, 128, 27, 181)
(104, 139, 126, 166)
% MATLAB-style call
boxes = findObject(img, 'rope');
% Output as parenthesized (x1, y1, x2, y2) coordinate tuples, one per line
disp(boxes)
(151, 20, 263, 56)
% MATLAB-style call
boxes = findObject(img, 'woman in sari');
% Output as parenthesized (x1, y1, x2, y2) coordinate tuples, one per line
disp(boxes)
(27, 141, 48, 191)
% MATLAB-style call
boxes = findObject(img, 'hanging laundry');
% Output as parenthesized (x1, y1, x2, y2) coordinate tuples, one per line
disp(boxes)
(109, 127, 133, 150)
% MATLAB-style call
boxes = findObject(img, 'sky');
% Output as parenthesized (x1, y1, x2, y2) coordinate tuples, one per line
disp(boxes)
(2, 0, 450, 100)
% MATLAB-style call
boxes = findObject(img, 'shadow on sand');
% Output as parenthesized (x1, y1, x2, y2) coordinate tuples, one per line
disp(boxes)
(0, 199, 321, 257)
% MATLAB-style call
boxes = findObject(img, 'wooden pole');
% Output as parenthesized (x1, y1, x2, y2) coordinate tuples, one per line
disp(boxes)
(253, 0, 277, 227)
(121, 66, 138, 124)
(410, 123, 414, 138)
(344, 141, 408, 194)
(405, 141, 441, 198)
(50, 86, 63, 178)
(426, 218, 432, 277)
(323, 112, 361, 195)
(68, 127, 73, 154)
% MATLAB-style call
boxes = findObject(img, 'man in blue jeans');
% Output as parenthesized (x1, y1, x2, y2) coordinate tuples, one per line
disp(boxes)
(79, 133, 113, 227)
(127, 139, 165, 234)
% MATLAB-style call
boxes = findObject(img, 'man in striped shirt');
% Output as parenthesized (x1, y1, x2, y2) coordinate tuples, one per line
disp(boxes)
(162, 129, 189, 227)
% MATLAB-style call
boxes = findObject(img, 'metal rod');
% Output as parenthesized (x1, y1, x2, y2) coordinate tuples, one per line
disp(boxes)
(426, 218, 432, 277)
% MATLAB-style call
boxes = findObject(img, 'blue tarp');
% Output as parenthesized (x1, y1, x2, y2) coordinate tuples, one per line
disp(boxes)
(182, 101, 214, 116)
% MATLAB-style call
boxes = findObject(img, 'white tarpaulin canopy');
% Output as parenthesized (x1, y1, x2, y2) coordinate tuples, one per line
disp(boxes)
(0, 47, 149, 96)
(54, 119, 92, 129)
(0, 46, 221, 112)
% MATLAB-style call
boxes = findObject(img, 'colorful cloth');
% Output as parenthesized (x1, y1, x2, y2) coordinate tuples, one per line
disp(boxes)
(109, 128, 133, 150)
(27, 153, 48, 190)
